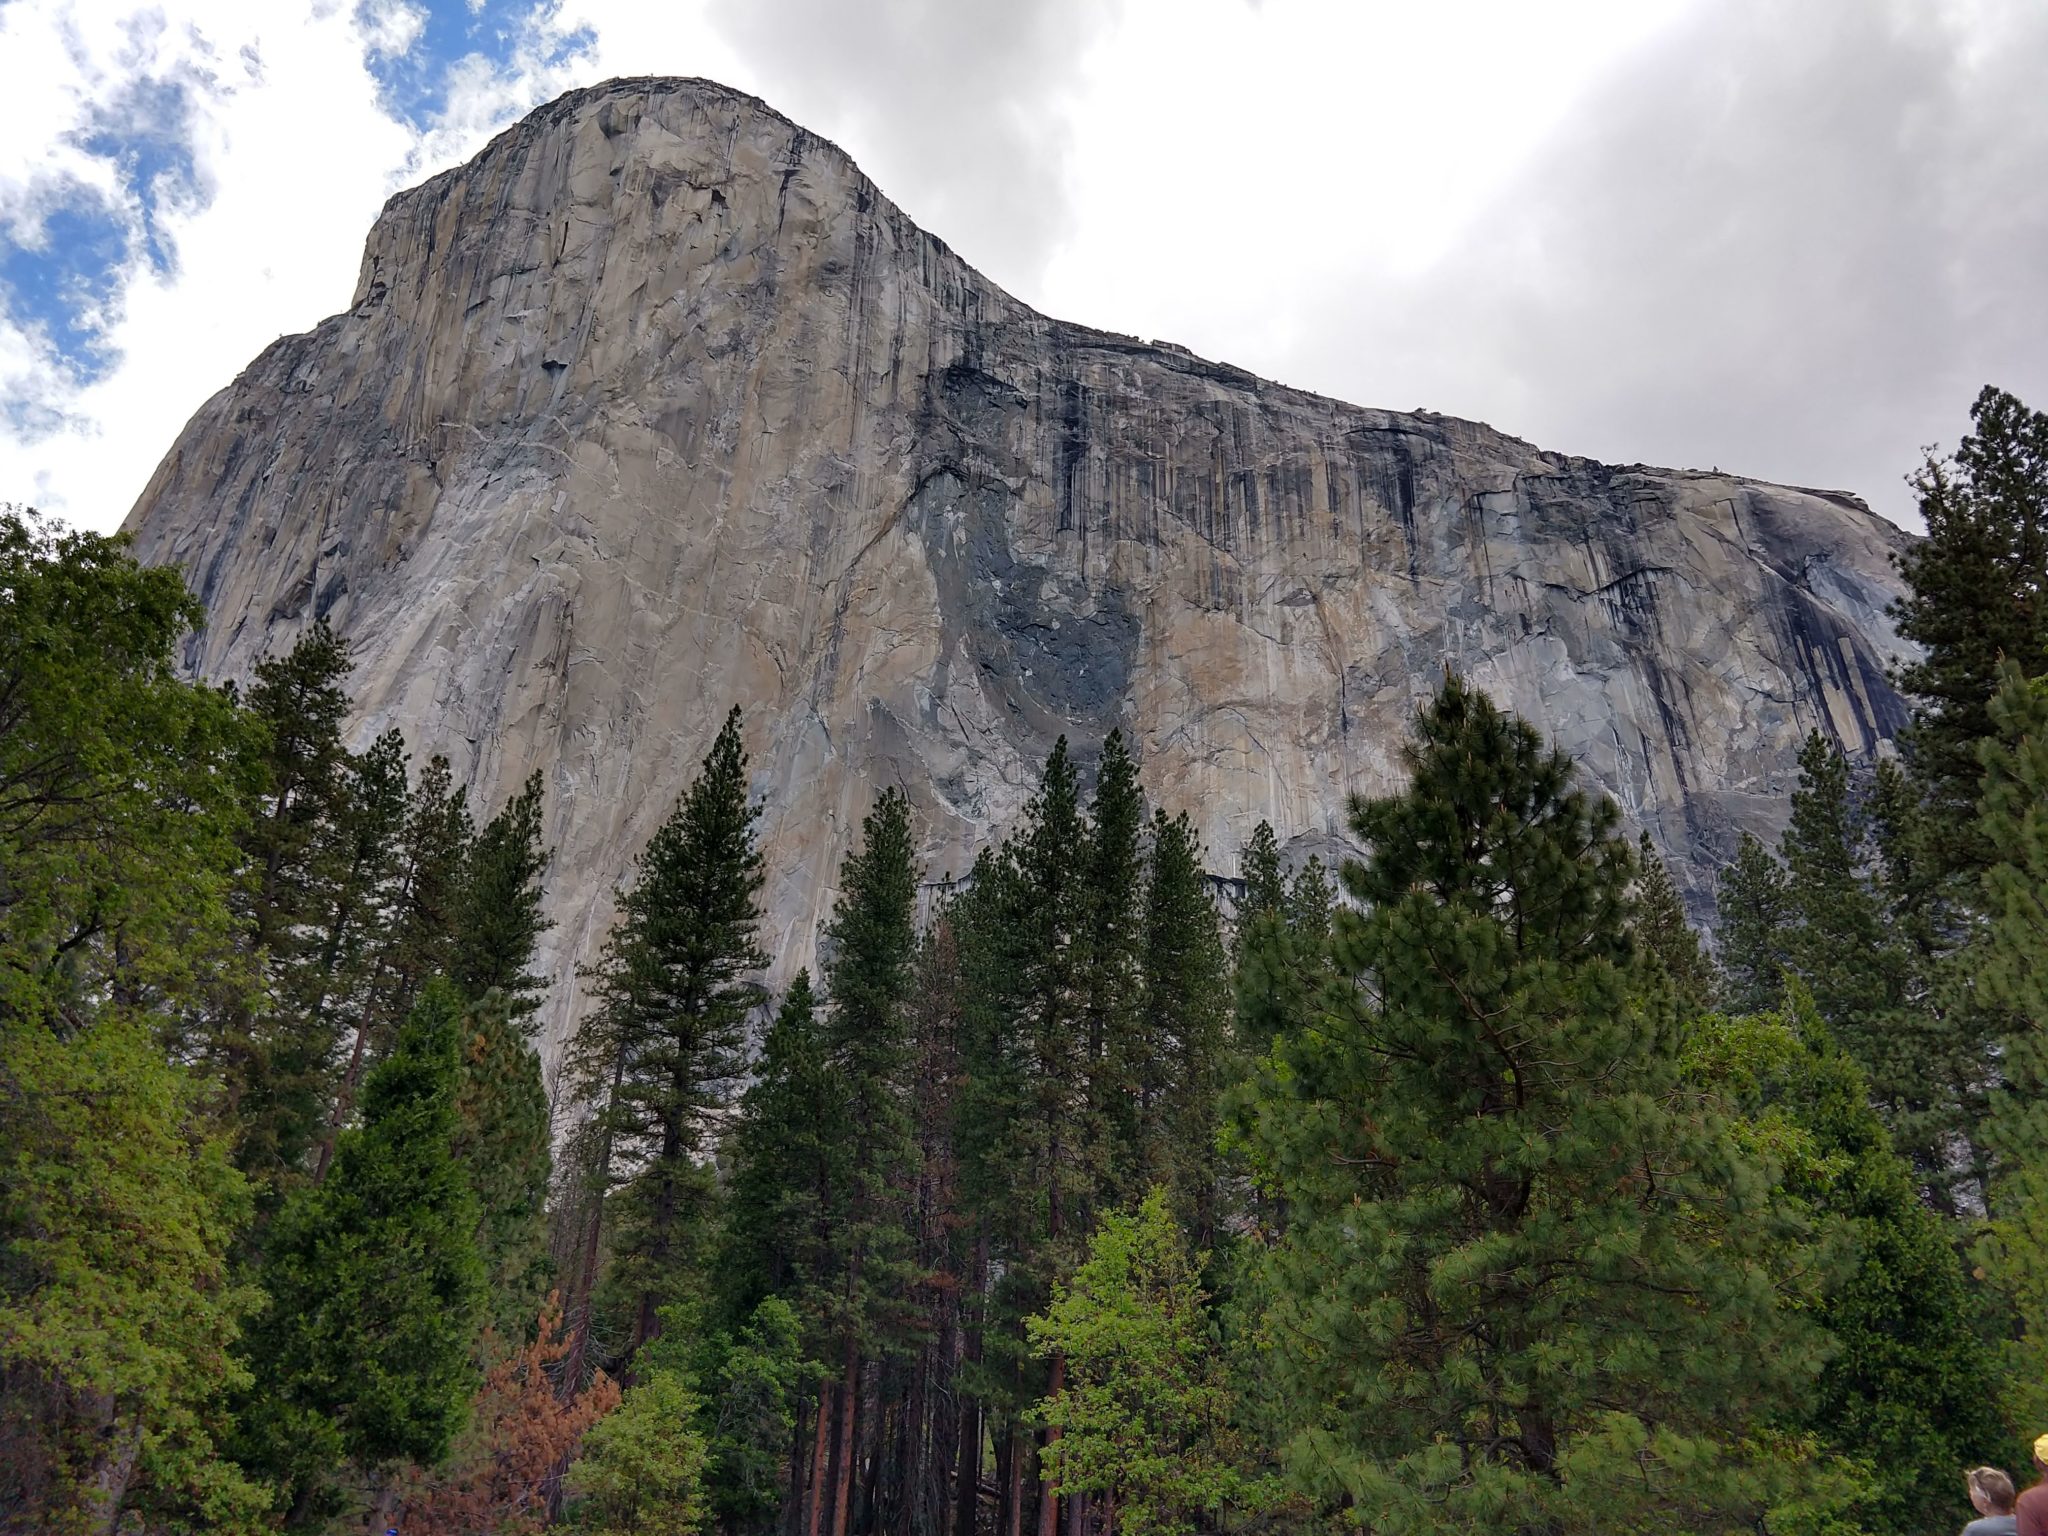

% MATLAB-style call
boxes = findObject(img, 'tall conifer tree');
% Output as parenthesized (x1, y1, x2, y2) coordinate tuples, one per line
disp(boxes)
(1892, 385, 2048, 861)
(1633, 832, 1715, 1017)
(1977, 663, 2048, 1424)
(1233, 821, 1286, 961)
(239, 979, 486, 1525)
(720, 971, 841, 1332)
(1083, 732, 1147, 1213)
(453, 990, 555, 1342)
(453, 769, 552, 1015)
(569, 707, 767, 1363)
(1715, 832, 1790, 1015)
(1240, 676, 1820, 1532)
(815, 787, 922, 1536)
(232, 622, 359, 1195)
(1139, 810, 1230, 1238)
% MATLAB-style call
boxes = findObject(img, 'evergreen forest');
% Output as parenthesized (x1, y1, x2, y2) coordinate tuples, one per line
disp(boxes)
(7, 383, 2048, 1536)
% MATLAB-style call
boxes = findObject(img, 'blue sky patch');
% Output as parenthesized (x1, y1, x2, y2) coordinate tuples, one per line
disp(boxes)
(1, 72, 204, 392)
(361, 0, 595, 128)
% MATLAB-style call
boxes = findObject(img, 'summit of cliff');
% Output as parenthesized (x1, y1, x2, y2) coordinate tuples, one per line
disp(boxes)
(124, 77, 1913, 1062)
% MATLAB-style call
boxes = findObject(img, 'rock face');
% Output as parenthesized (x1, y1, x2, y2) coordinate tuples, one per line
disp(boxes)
(124, 76, 1914, 1066)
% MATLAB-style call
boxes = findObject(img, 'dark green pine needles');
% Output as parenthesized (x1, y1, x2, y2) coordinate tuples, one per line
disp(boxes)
(1240, 675, 1822, 1532)
(237, 979, 486, 1518)
(569, 705, 768, 1361)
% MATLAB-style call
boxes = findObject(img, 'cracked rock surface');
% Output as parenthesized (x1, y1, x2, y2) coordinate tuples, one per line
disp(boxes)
(124, 77, 1914, 1066)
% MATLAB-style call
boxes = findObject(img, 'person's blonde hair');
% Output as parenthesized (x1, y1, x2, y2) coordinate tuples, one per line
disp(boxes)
(1969, 1466, 2017, 1514)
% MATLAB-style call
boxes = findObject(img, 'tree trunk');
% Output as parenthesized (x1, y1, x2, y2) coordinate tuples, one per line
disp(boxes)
(785, 1399, 811, 1536)
(1035, 1353, 1065, 1536)
(831, 1341, 861, 1536)
(80, 1410, 142, 1536)
(1003, 1430, 1024, 1536)
(312, 1012, 370, 1184)
(952, 1397, 982, 1536)
(807, 1384, 836, 1536)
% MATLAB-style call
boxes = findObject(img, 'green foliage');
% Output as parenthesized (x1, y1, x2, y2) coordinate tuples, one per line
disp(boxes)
(702, 1296, 812, 1533)
(820, 785, 923, 1357)
(239, 979, 485, 1517)
(1028, 1190, 1266, 1536)
(952, 739, 1092, 1411)
(1772, 732, 1985, 1209)
(231, 621, 360, 1194)
(1633, 831, 1716, 1017)
(718, 971, 840, 1335)
(0, 1014, 271, 1534)
(1086, 732, 1148, 1213)
(0, 509, 270, 1532)
(566, 1367, 711, 1536)
(570, 706, 767, 1356)
(1236, 821, 1286, 932)
(1282, 855, 1331, 950)
(1138, 811, 1231, 1237)
(1716, 831, 1792, 1015)
(375, 752, 476, 1033)
(453, 989, 555, 1342)
(1892, 384, 2048, 863)
(1977, 662, 2048, 1425)
(1239, 675, 1821, 1532)
(1687, 996, 2009, 1532)
(453, 768, 552, 1014)
(0, 507, 254, 1034)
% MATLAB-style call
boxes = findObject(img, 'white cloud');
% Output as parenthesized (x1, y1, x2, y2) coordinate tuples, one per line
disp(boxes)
(0, 1, 420, 524)
(360, 0, 429, 59)
(3, 0, 2044, 533)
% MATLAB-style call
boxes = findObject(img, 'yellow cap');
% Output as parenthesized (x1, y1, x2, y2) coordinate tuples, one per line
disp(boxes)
(2034, 1432, 2048, 1462)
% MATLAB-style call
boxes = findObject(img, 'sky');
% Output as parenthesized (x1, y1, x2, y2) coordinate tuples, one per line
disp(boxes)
(3, 0, 2045, 533)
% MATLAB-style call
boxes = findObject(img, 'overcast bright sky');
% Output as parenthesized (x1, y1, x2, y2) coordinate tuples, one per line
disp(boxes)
(4, 0, 2046, 532)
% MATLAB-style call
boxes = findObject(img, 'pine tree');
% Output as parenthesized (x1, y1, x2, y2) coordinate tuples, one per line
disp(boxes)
(453, 990, 555, 1342)
(313, 750, 476, 1183)
(1788, 999, 2007, 1533)
(231, 621, 360, 1195)
(951, 742, 1092, 1536)
(0, 1015, 271, 1534)
(1716, 832, 1791, 1015)
(1776, 732, 1983, 1206)
(1892, 385, 2048, 862)
(569, 706, 767, 1363)
(815, 786, 923, 1536)
(1685, 996, 2010, 1532)
(565, 1367, 711, 1536)
(454, 768, 552, 1015)
(1976, 662, 2048, 1424)
(1282, 855, 1331, 951)
(377, 752, 476, 1028)
(1239, 676, 1821, 1531)
(1781, 733, 1898, 1028)
(1232, 858, 1331, 1061)
(1233, 821, 1286, 959)
(1026, 1190, 1264, 1536)
(716, 969, 846, 1536)
(1634, 832, 1716, 1017)
(239, 978, 486, 1524)
(1138, 811, 1231, 1238)
(1083, 731, 1147, 1213)
(719, 971, 841, 1331)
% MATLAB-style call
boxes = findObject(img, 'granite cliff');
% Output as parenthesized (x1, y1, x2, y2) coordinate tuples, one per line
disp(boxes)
(123, 77, 1914, 1065)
